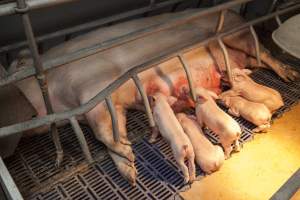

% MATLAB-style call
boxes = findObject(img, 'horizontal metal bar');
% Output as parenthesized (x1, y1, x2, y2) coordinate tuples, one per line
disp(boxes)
(69, 116, 93, 163)
(0, 0, 78, 17)
(0, 0, 186, 53)
(0, 157, 24, 200)
(105, 96, 120, 143)
(0, 0, 253, 87)
(0, 4, 299, 137)
(132, 74, 155, 127)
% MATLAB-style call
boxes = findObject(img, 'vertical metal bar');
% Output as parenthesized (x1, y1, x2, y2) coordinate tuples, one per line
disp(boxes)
(16, 0, 64, 166)
(215, 9, 226, 33)
(249, 25, 262, 67)
(132, 74, 155, 128)
(0, 157, 24, 200)
(275, 15, 282, 26)
(105, 96, 120, 143)
(69, 117, 93, 164)
(178, 54, 196, 102)
(217, 38, 234, 87)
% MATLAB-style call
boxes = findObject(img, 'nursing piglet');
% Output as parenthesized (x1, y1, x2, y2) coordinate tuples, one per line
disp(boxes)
(195, 88, 241, 159)
(220, 95, 271, 133)
(152, 93, 196, 183)
(176, 113, 224, 174)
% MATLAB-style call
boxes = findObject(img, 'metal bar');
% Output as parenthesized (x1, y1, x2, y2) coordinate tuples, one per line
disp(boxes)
(69, 117, 93, 163)
(215, 9, 226, 33)
(0, 0, 186, 53)
(132, 74, 155, 128)
(275, 15, 282, 25)
(16, 0, 64, 166)
(0, 0, 261, 87)
(0, 4, 299, 137)
(178, 54, 196, 101)
(0, 157, 24, 200)
(249, 25, 262, 67)
(217, 38, 234, 87)
(0, 0, 78, 17)
(105, 96, 120, 143)
(270, 168, 300, 200)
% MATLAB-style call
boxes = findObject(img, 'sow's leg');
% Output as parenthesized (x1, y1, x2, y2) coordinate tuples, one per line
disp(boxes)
(85, 102, 136, 185)
(223, 30, 299, 81)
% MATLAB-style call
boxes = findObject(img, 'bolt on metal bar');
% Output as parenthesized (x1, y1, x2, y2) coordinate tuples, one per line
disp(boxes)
(16, 0, 64, 166)
(132, 74, 155, 128)
(249, 25, 262, 67)
(0, 0, 186, 53)
(69, 117, 93, 164)
(105, 96, 120, 143)
(0, 0, 78, 17)
(215, 9, 226, 33)
(178, 54, 196, 102)
(217, 37, 234, 87)
(0, 4, 299, 137)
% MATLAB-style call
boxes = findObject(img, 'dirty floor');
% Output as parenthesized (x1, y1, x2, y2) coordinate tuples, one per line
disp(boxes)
(181, 104, 300, 200)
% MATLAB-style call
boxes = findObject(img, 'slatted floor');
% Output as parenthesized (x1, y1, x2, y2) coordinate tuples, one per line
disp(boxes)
(4, 69, 300, 200)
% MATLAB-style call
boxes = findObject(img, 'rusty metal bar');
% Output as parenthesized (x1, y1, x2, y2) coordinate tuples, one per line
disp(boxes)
(132, 74, 155, 128)
(0, 0, 78, 17)
(69, 116, 93, 163)
(217, 38, 234, 87)
(215, 9, 226, 33)
(0, 0, 186, 53)
(0, 3, 299, 137)
(105, 96, 120, 143)
(249, 25, 262, 67)
(178, 54, 196, 102)
(16, 0, 64, 166)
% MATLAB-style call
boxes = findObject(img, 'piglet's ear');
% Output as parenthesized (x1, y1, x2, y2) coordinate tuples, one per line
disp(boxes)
(207, 91, 219, 100)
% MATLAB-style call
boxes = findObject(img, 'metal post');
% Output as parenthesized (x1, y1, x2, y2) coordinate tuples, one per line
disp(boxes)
(132, 74, 155, 128)
(215, 9, 226, 33)
(249, 25, 262, 67)
(178, 54, 196, 102)
(105, 96, 120, 143)
(275, 15, 282, 26)
(217, 38, 234, 87)
(16, 0, 64, 167)
(69, 117, 93, 164)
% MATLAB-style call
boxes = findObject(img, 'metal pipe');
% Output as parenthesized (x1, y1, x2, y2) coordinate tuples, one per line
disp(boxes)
(249, 25, 262, 67)
(132, 74, 155, 128)
(0, 0, 262, 87)
(275, 15, 282, 25)
(0, 0, 79, 17)
(0, 0, 186, 53)
(215, 9, 226, 33)
(16, 0, 63, 166)
(69, 116, 93, 164)
(105, 96, 120, 143)
(178, 54, 196, 102)
(0, 4, 299, 137)
(217, 38, 234, 87)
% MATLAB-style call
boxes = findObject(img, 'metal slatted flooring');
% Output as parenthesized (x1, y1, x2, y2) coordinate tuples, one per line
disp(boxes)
(4, 69, 300, 200)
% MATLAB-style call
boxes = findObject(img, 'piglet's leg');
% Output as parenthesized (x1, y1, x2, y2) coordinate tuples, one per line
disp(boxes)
(177, 159, 190, 184)
(187, 153, 196, 183)
(223, 30, 299, 82)
(115, 105, 131, 145)
(85, 103, 135, 162)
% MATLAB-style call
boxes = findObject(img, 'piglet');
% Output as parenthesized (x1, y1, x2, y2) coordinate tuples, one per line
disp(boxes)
(220, 95, 271, 133)
(151, 93, 196, 183)
(195, 87, 241, 159)
(221, 68, 284, 113)
(176, 113, 224, 174)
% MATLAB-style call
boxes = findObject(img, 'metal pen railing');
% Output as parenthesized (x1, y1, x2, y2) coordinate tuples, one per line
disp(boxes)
(0, 0, 299, 166)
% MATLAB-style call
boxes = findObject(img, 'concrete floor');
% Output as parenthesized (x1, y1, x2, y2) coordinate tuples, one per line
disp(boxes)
(181, 104, 300, 200)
